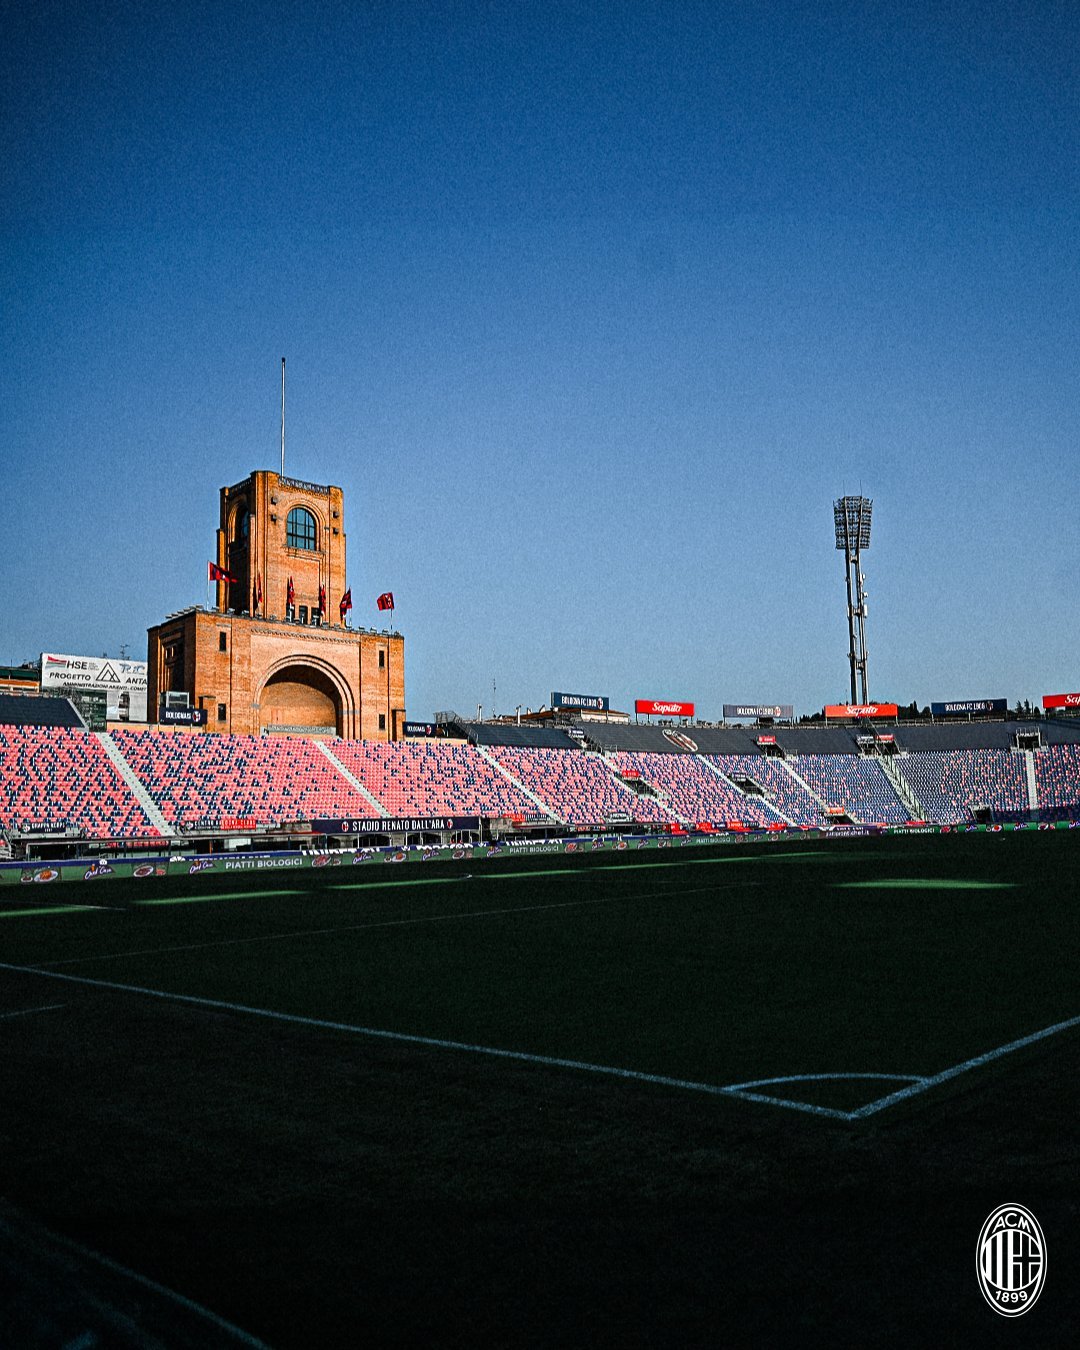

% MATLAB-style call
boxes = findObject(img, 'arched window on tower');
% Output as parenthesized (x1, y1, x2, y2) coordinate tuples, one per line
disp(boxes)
(286, 507, 317, 551)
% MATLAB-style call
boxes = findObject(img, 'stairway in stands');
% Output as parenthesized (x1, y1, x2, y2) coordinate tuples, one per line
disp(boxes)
(471, 744, 564, 824)
(879, 755, 926, 820)
(317, 742, 389, 816)
(97, 733, 171, 835)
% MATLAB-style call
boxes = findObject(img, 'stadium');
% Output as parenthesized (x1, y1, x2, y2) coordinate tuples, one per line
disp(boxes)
(1, 464, 1079, 1346)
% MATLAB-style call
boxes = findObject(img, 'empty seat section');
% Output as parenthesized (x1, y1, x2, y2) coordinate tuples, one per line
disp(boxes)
(332, 741, 537, 816)
(612, 752, 782, 825)
(786, 754, 908, 823)
(111, 728, 370, 828)
(709, 755, 821, 824)
(0, 725, 159, 837)
(1033, 745, 1080, 820)
(896, 750, 1028, 824)
(486, 747, 673, 826)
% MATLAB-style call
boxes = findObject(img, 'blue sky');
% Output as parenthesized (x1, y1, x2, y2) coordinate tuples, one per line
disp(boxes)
(3, 1, 1078, 718)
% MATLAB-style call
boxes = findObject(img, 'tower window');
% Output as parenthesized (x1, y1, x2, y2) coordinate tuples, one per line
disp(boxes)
(378, 713, 386, 731)
(219, 632, 227, 652)
(378, 649, 385, 668)
(286, 507, 317, 551)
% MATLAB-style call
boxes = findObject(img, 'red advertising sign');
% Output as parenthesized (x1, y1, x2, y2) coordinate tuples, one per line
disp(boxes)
(824, 703, 899, 719)
(756, 735, 777, 745)
(1043, 692, 1080, 709)
(222, 817, 257, 831)
(636, 699, 695, 717)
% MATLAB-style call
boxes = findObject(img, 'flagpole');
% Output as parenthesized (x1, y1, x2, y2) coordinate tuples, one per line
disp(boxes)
(280, 357, 286, 477)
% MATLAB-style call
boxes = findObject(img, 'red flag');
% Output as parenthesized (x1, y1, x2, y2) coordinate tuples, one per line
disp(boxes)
(208, 562, 238, 584)
(287, 576, 295, 607)
(339, 588, 352, 620)
(256, 573, 263, 606)
(376, 591, 394, 611)
(318, 584, 326, 614)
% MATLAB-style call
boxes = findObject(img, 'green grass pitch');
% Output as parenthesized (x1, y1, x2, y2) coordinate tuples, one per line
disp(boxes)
(1, 833, 1078, 1345)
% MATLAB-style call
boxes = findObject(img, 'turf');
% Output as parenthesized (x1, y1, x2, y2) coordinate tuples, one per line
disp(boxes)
(1, 833, 1078, 1345)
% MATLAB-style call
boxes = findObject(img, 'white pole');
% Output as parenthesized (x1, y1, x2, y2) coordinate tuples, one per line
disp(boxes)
(280, 357, 286, 477)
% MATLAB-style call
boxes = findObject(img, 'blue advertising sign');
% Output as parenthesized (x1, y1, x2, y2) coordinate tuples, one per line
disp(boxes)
(313, 816, 481, 834)
(930, 699, 1008, 717)
(404, 721, 438, 737)
(723, 704, 794, 720)
(158, 706, 209, 726)
(551, 691, 609, 711)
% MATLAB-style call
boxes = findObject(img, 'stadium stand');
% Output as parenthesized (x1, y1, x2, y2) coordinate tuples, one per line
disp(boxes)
(0, 694, 84, 730)
(331, 741, 540, 817)
(895, 750, 1030, 824)
(485, 747, 673, 825)
(1, 717, 1078, 841)
(785, 754, 909, 823)
(1033, 744, 1080, 820)
(584, 724, 761, 755)
(1041, 718, 1080, 747)
(609, 752, 785, 825)
(0, 726, 159, 837)
(710, 755, 823, 825)
(461, 723, 581, 750)
(892, 722, 1040, 752)
(110, 727, 372, 828)
(772, 727, 867, 755)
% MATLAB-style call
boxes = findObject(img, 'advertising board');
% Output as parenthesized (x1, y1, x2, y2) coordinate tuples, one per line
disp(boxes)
(403, 722, 438, 737)
(312, 816, 482, 834)
(723, 704, 794, 720)
(42, 652, 148, 721)
(635, 699, 694, 718)
(551, 692, 610, 711)
(823, 704, 899, 719)
(158, 706, 209, 726)
(1043, 692, 1080, 710)
(930, 698, 1007, 716)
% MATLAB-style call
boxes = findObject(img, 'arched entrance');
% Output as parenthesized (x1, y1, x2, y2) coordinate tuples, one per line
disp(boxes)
(258, 658, 350, 736)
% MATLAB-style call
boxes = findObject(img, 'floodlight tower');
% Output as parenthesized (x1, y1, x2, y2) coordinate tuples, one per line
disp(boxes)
(833, 496, 873, 704)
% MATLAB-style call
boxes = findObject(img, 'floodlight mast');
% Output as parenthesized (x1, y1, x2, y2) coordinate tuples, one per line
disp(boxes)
(833, 496, 873, 704)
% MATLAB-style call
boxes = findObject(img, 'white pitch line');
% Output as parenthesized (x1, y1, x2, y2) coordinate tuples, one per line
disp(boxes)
(0, 1003, 66, 1020)
(716, 1088, 854, 1121)
(34, 882, 747, 971)
(0, 1214, 270, 1349)
(0, 960, 768, 1102)
(849, 1011, 1080, 1118)
(717, 1073, 927, 1122)
(4, 970, 1072, 1124)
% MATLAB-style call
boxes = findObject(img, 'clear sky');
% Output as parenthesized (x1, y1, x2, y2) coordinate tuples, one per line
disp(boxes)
(3, 1, 1077, 719)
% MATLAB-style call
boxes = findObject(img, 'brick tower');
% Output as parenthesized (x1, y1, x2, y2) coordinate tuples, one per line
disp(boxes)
(147, 470, 405, 739)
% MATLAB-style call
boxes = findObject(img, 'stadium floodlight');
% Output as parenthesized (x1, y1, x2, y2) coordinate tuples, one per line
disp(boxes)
(833, 495, 873, 705)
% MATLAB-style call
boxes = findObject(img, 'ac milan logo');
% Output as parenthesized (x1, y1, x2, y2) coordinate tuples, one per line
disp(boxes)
(977, 1204, 1046, 1316)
